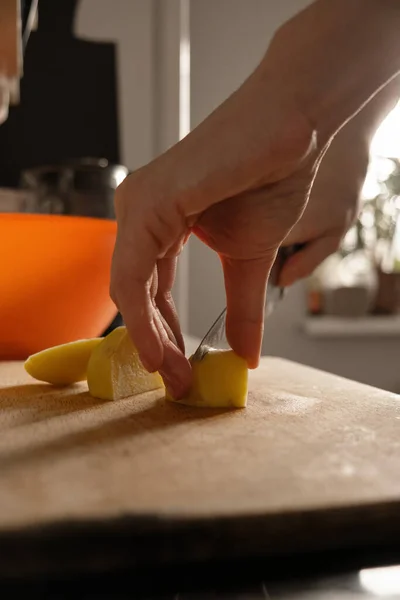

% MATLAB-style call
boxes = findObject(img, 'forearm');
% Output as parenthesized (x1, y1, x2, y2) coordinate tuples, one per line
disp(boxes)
(263, 0, 400, 146)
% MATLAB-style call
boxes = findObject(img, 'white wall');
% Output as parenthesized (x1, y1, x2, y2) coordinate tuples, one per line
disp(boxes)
(76, 0, 157, 171)
(188, 0, 400, 393)
(76, 0, 187, 168)
(76, 0, 192, 325)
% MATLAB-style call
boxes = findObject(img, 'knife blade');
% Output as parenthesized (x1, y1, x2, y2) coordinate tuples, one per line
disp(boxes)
(191, 243, 304, 362)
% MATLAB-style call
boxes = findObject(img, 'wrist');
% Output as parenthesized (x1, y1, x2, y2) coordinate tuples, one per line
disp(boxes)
(262, 0, 400, 146)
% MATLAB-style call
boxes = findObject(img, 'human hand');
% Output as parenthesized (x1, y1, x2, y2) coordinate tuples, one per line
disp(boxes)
(111, 0, 400, 398)
(278, 73, 400, 287)
(278, 133, 368, 286)
(111, 67, 319, 398)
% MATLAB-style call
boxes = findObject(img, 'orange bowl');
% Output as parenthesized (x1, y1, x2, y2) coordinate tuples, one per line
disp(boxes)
(0, 213, 118, 360)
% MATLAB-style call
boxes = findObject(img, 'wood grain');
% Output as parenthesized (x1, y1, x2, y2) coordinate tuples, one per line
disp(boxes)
(0, 358, 399, 577)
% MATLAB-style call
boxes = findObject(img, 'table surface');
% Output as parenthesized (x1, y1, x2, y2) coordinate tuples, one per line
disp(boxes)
(1, 335, 399, 596)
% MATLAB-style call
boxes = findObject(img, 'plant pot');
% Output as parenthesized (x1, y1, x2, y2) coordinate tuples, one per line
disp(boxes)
(373, 269, 400, 314)
(323, 286, 375, 317)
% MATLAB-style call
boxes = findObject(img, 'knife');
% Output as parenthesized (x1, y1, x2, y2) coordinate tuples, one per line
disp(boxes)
(191, 244, 304, 362)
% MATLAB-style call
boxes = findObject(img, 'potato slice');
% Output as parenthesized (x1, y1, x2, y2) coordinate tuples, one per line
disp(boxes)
(24, 338, 102, 385)
(168, 349, 248, 408)
(87, 326, 164, 401)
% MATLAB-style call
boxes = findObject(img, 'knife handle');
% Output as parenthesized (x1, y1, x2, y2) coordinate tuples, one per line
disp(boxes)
(270, 243, 306, 288)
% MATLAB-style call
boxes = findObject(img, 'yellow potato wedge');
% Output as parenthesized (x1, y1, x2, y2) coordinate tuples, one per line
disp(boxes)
(87, 326, 164, 401)
(24, 338, 103, 386)
(168, 349, 248, 408)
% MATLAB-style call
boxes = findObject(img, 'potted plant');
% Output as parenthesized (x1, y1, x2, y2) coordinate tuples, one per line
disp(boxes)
(360, 157, 400, 314)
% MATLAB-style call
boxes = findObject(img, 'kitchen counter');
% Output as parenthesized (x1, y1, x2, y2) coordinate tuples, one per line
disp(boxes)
(1, 343, 400, 596)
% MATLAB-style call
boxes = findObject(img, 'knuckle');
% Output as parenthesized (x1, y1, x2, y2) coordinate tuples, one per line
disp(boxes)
(156, 289, 173, 307)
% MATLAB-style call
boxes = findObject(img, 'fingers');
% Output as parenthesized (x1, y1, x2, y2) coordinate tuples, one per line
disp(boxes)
(153, 258, 191, 398)
(155, 257, 185, 355)
(112, 243, 192, 399)
(110, 176, 193, 399)
(111, 231, 164, 373)
(221, 253, 276, 369)
(152, 306, 192, 399)
(279, 235, 341, 287)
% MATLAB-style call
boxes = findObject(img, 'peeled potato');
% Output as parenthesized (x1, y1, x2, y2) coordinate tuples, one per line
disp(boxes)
(168, 349, 248, 408)
(24, 338, 103, 385)
(87, 326, 164, 401)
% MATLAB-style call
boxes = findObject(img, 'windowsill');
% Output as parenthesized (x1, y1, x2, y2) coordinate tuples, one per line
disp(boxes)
(303, 315, 400, 338)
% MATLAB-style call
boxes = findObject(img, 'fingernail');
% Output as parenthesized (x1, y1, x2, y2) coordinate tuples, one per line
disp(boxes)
(247, 356, 260, 369)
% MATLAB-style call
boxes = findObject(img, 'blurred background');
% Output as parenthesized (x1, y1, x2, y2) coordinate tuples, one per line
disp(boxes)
(2, 0, 400, 392)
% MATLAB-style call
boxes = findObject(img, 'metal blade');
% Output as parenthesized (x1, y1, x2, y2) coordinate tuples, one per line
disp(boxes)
(265, 277, 285, 317)
(191, 307, 227, 362)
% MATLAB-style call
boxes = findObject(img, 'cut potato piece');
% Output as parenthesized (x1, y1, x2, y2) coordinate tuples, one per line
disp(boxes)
(87, 326, 164, 401)
(169, 349, 248, 408)
(24, 338, 103, 385)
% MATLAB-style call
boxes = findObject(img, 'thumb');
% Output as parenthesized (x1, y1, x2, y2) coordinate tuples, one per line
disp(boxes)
(279, 235, 341, 287)
(221, 252, 276, 369)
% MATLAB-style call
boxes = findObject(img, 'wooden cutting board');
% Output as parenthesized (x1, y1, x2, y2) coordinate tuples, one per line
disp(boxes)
(0, 358, 399, 578)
